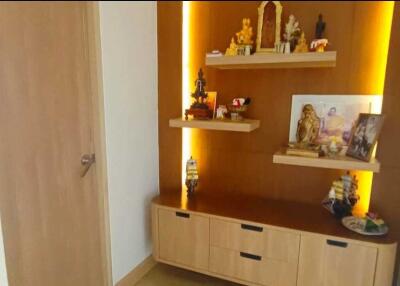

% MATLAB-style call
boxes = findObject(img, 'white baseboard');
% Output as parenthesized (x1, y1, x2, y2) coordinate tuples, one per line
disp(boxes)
(115, 255, 157, 286)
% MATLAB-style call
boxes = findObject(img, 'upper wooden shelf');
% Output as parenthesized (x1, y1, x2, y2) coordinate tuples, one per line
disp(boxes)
(205, 51, 337, 69)
(169, 117, 260, 132)
(273, 149, 380, 172)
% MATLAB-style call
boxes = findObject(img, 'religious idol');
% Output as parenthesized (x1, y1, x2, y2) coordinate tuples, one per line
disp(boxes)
(185, 69, 213, 120)
(225, 38, 238, 56)
(296, 104, 321, 145)
(294, 32, 309, 53)
(236, 18, 254, 45)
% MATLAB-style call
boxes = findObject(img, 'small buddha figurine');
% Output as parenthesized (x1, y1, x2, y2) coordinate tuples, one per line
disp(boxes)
(236, 18, 254, 45)
(294, 32, 309, 53)
(296, 104, 320, 145)
(225, 38, 238, 56)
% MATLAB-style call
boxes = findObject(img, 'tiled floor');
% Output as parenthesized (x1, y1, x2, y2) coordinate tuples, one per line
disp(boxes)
(135, 263, 240, 286)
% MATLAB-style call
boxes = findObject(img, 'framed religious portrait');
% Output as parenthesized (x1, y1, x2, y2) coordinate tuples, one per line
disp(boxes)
(346, 113, 385, 162)
(256, 1, 283, 53)
(289, 95, 382, 147)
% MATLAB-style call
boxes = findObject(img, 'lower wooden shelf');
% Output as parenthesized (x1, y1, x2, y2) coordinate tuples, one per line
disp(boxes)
(273, 149, 380, 172)
(169, 117, 260, 132)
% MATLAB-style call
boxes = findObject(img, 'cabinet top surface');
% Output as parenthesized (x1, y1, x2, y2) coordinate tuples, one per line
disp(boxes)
(153, 192, 397, 245)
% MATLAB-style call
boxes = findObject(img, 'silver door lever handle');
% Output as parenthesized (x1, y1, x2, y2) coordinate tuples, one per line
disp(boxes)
(81, 154, 95, 177)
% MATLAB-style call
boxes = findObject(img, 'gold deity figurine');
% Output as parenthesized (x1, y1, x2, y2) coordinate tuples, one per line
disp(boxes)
(296, 104, 320, 145)
(236, 18, 253, 45)
(294, 32, 309, 53)
(225, 37, 238, 56)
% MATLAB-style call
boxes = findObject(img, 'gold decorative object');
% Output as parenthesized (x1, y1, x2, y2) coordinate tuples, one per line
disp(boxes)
(296, 104, 320, 145)
(256, 1, 283, 53)
(294, 32, 309, 53)
(236, 18, 254, 45)
(311, 38, 328, 52)
(225, 37, 238, 56)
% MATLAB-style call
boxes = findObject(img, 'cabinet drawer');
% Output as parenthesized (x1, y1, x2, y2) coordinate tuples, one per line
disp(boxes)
(210, 218, 300, 262)
(158, 208, 209, 270)
(210, 246, 298, 286)
(297, 235, 378, 286)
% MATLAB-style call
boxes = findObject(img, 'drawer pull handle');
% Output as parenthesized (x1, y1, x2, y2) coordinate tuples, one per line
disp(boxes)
(175, 212, 190, 218)
(327, 239, 348, 248)
(241, 224, 263, 232)
(240, 252, 262, 261)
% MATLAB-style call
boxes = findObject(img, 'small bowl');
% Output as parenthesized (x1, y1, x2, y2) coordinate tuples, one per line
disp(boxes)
(227, 104, 248, 121)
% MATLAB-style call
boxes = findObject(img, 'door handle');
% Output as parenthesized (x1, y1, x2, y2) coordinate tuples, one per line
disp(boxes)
(81, 154, 95, 177)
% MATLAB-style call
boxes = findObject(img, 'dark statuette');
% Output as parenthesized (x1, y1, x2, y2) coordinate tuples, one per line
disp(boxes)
(184, 68, 213, 120)
(315, 14, 326, 39)
(191, 68, 208, 109)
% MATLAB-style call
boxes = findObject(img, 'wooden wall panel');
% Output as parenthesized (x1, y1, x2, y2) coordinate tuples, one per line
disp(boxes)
(158, 2, 182, 193)
(157, 0, 397, 222)
(371, 3, 400, 283)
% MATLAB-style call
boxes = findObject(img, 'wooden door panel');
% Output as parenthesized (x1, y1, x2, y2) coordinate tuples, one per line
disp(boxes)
(0, 3, 105, 286)
(297, 235, 377, 286)
(158, 208, 209, 270)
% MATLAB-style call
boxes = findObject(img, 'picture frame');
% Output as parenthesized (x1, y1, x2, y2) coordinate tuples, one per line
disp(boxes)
(205, 91, 217, 119)
(346, 113, 385, 162)
(289, 95, 382, 146)
(256, 1, 282, 53)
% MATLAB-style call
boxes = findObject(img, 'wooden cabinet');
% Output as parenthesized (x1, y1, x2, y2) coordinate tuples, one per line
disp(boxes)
(297, 235, 378, 286)
(210, 246, 298, 286)
(152, 194, 397, 286)
(210, 218, 300, 286)
(210, 218, 300, 262)
(158, 208, 209, 270)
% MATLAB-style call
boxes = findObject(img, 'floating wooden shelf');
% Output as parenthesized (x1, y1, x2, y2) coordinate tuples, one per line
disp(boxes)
(205, 51, 336, 69)
(273, 149, 380, 172)
(169, 117, 260, 132)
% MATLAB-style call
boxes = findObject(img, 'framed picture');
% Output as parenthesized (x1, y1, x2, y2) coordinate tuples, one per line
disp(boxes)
(256, 1, 282, 53)
(289, 95, 382, 146)
(346, 113, 384, 162)
(206, 91, 217, 119)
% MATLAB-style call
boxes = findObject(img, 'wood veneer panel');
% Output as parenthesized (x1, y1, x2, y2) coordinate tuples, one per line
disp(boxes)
(157, 0, 397, 234)
(0, 3, 107, 285)
(185, 1, 372, 203)
(158, 2, 182, 193)
(371, 3, 400, 282)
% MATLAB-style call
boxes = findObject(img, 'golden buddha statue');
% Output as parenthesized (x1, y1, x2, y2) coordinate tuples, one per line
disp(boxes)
(296, 104, 320, 145)
(294, 32, 309, 53)
(236, 18, 253, 45)
(225, 38, 238, 56)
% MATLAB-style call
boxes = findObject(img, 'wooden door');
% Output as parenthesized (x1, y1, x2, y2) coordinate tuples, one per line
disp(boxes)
(297, 235, 378, 286)
(158, 209, 209, 270)
(0, 2, 108, 286)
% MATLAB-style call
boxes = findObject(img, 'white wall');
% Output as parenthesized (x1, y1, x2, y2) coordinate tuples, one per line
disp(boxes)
(98, 2, 158, 284)
(0, 216, 8, 286)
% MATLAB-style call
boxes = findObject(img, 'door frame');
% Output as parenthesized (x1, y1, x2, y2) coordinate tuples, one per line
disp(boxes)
(85, 2, 113, 285)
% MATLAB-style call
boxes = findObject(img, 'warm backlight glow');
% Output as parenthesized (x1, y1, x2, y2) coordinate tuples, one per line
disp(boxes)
(353, 1, 394, 216)
(182, 2, 191, 188)
(181, 2, 394, 215)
